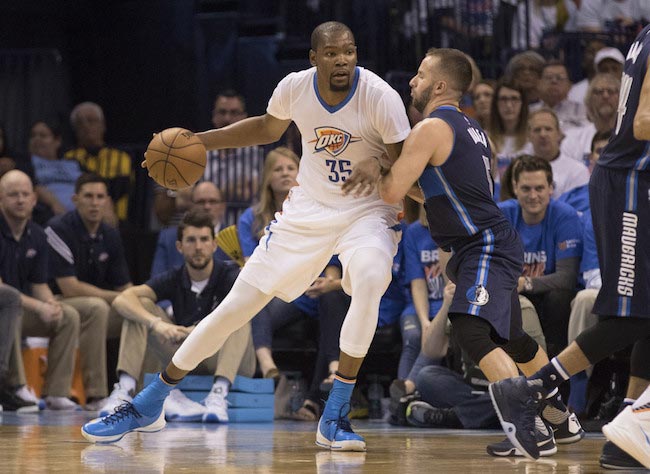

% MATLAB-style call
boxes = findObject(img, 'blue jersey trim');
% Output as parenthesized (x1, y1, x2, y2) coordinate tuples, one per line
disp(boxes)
(618, 296, 631, 317)
(313, 67, 360, 114)
(264, 220, 276, 250)
(468, 229, 494, 316)
(625, 169, 638, 212)
(634, 142, 650, 170)
(433, 167, 479, 234)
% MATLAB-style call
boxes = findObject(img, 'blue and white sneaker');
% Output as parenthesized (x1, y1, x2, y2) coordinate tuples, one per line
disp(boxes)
(316, 404, 366, 452)
(81, 375, 172, 443)
(489, 376, 543, 460)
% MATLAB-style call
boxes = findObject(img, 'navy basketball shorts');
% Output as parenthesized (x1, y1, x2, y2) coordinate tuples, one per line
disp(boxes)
(589, 165, 650, 318)
(446, 222, 525, 340)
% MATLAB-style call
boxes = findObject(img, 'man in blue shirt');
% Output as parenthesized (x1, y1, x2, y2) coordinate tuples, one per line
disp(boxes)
(101, 209, 255, 423)
(1, 170, 79, 411)
(45, 173, 132, 410)
(498, 155, 583, 358)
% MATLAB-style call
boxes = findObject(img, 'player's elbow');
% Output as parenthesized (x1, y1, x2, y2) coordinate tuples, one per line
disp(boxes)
(633, 114, 650, 140)
(379, 186, 402, 205)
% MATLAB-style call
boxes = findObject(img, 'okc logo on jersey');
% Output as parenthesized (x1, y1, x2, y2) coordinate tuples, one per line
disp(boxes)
(310, 127, 361, 157)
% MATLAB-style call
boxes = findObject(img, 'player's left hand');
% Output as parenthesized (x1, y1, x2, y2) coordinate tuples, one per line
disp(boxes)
(341, 157, 382, 197)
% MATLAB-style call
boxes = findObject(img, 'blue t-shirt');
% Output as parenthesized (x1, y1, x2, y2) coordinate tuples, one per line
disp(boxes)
(498, 199, 583, 276)
(558, 184, 590, 215)
(401, 221, 444, 319)
(31, 155, 82, 211)
(378, 232, 407, 327)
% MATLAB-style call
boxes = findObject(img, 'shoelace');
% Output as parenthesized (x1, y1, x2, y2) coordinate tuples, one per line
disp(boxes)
(102, 402, 142, 425)
(334, 402, 355, 434)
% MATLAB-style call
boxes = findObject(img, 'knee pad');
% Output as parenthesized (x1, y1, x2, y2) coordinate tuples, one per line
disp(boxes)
(448, 313, 499, 365)
(502, 333, 539, 364)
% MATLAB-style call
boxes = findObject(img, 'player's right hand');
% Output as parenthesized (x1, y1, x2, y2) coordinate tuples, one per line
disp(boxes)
(341, 157, 382, 197)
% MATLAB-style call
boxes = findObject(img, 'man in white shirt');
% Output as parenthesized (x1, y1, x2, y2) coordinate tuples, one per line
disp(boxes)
(528, 108, 589, 198)
(532, 61, 588, 128)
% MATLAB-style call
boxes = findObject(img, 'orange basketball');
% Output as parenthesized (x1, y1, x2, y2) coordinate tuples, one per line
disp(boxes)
(144, 127, 207, 190)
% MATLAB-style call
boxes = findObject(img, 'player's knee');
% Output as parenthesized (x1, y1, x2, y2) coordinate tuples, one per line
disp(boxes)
(502, 333, 539, 364)
(448, 313, 499, 365)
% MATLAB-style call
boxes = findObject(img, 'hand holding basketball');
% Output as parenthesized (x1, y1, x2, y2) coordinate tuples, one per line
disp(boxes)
(143, 128, 207, 190)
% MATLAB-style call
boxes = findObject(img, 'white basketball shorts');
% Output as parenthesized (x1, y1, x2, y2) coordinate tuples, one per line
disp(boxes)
(238, 186, 401, 301)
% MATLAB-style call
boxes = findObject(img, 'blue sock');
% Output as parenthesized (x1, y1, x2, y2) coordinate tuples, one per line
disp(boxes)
(568, 371, 588, 415)
(528, 357, 570, 394)
(323, 375, 355, 421)
(133, 373, 174, 416)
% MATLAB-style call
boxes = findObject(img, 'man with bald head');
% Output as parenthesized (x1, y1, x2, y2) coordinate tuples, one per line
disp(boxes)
(0, 170, 80, 410)
(65, 102, 132, 226)
(85, 21, 410, 451)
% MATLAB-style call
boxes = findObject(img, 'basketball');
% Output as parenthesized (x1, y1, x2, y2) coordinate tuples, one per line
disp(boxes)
(144, 127, 207, 190)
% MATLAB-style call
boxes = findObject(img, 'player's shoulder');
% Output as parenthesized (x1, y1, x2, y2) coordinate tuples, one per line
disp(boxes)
(357, 67, 400, 97)
(280, 67, 315, 87)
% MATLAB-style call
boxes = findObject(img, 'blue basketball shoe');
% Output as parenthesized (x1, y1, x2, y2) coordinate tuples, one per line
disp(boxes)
(489, 376, 544, 460)
(81, 375, 172, 443)
(316, 403, 366, 451)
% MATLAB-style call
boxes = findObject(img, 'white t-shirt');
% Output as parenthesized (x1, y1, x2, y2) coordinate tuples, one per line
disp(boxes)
(568, 78, 589, 106)
(549, 153, 590, 198)
(560, 122, 597, 165)
(267, 66, 411, 208)
(531, 98, 588, 129)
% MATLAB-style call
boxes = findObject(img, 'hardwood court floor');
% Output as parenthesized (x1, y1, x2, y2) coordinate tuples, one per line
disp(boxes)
(1, 411, 615, 473)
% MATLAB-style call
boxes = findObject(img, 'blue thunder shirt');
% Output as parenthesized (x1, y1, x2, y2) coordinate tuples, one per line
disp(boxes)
(146, 260, 240, 327)
(419, 106, 508, 251)
(0, 215, 48, 293)
(402, 221, 444, 319)
(599, 24, 650, 171)
(378, 227, 407, 327)
(498, 199, 583, 277)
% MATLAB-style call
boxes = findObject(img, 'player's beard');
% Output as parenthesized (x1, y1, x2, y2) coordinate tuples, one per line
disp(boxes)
(412, 85, 433, 113)
(187, 255, 211, 270)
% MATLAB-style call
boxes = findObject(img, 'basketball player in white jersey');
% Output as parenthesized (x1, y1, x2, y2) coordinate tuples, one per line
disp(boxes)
(82, 21, 411, 451)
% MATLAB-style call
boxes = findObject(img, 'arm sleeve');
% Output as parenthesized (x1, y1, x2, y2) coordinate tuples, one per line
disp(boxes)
(266, 73, 296, 120)
(371, 87, 411, 145)
(144, 270, 175, 301)
(530, 257, 580, 293)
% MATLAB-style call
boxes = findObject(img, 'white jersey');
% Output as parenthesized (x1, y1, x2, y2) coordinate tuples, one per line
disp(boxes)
(267, 66, 411, 208)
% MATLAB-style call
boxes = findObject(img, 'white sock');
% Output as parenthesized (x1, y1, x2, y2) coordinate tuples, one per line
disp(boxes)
(632, 386, 650, 410)
(119, 373, 137, 394)
(212, 378, 230, 397)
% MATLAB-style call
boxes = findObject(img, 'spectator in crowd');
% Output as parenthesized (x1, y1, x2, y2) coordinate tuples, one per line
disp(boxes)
(0, 170, 80, 411)
(559, 131, 611, 214)
(528, 108, 590, 197)
(471, 80, 495, 129)
(202, 90, 266, 226)
(594, 47, 626, 77)
(504, 50, 546, 105)
(151, 182, 227, 278)
(487, 79, 533, 184)
(102, 209, 255, 423)
(533, 60, 588, 128)
(238, 147, 348, 420)
(0, 283, 26, 411)
(561, 73, 620, 166)
(64, 102, 132, 227)
(511, 0, 579, 51)
(568, 39, 607, 104)
(29, 120, 82, 218)
(397, 205, 446, 380)
(44, 173, 133, 408)
(499, 155, 583, 357)
(576, 0, 650, 33)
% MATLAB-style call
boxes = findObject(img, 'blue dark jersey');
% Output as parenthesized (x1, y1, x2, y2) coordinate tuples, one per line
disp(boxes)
(45, 210, 130, 292)
(402, 221, 444, 318)
(498, 199, 583, 276)
(0, 215, 48, 293)
(419, 106, 508, 251)
(378, 231, 407, 327)
(145, 260, 240, 327)
(599, 24, 650, 170)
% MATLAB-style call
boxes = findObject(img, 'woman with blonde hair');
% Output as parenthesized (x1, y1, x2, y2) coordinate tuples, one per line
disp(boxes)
(238, 146, 349, 421)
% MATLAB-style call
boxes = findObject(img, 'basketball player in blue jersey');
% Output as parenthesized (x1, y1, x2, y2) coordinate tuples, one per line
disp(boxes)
(82, 21, 411, 452)
(378, 47, 581, 459)
(489, 26, 650, 467)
